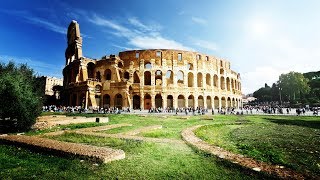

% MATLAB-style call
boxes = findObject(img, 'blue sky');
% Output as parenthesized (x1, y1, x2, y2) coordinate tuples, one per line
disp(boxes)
(1, 0, 320, 94)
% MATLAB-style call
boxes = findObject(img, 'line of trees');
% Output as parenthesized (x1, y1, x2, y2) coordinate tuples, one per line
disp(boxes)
(253, 71, 320, 107)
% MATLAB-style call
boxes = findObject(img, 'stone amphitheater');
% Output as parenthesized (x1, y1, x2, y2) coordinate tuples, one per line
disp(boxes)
(63, 20, 242, 110)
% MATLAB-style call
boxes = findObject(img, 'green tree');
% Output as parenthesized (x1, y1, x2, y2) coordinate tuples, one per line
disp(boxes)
(253, 83, 272, 102)
(0, 61, 43, 133)
(278, 71, 310, 102)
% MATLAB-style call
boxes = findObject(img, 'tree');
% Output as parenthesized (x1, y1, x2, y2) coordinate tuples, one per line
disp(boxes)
(278, 71, 310, 102)
(0, 62, 43, 133)
(253, 83, 272, 102)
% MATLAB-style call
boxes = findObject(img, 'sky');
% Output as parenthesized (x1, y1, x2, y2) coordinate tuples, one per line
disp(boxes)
(0, 0, 320, 94)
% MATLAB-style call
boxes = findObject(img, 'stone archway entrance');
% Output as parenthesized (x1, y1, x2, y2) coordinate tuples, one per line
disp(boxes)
(144, 94, 151, 110)
(133, 95, 140, 109)
(155, 94, 162, 108)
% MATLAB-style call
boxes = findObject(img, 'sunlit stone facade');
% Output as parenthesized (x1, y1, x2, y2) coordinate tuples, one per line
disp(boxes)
(63, 21, 242, 109)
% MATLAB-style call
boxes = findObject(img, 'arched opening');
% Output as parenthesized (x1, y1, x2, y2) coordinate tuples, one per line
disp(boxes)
(231, 79, 235, 90)
(188, 95, 194, 108)
(79, 94, 85, 108)
(232, 98, 236, 107)
(95, 85, 102, 93)
(227, 97, 231, 107)
(213, 74, 218, 87)
(155, 70, 162, 86)
(144, 71, 151, 85)
(167, 95, 173, 108)
(214, 96, 219, 109)
(155, 94, 162, 108)
(103, 94, 110, 108)
(118, 62, 123, 68)
(220, 68, 224, 75)
(187, 63, 193, 70)
(221, 97, 226, 108)
(133, 71, 140, 83)
(133, 95, 140, 109)
(198, 95, 204, 108)
(188, 72, 194, 87)
(144, 94, 151, 109)
(115, 94, 123, 109)
(207, 96, 212, 109)
(144, 62, 152, 69)
(178, 95, 185, 108)
(124, 71, 130, 80)
(96, 71, 101, 81)
(226, 77, 230, 91)
(197, 73, 203, 87)
(166, 70, 174, 85)
(87, 62, 95, 79)
(177, 71, 184, 85)
(95, 95, 101, 107)
(206, 74, 211, 86)
(220, 76, 225, 90)
(105, 69, 111, 80)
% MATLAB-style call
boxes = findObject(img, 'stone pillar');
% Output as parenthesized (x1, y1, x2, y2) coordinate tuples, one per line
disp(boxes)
(193, 73, 197, 87)
(173, 95, 178, 109)
(140, 95, 144, 110)
(162, 95, 167, 109)
(85, 90, 89, 109)
(218, 97, 222, 110)
(151, 70, 155, 86)
(203, 95, 207, 109)
(194, 95, 199, 108)
(185, 96, 188, 108)
(151, 94, 155, 108)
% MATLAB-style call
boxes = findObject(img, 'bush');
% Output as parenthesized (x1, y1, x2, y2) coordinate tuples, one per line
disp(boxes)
(0, 62, 43, 133)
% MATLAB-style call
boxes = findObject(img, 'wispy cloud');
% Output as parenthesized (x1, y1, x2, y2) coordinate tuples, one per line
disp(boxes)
(0, 55, 63, 78)
(87, 14, 193, 51)
(191, 16, 207, 25)
(0, 9, 67, 35)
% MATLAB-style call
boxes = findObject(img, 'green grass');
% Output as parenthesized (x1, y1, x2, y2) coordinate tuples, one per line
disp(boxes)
(195, 115, 320, 177)
(0, 132, 269, 179)
(2, 114, 319, 179)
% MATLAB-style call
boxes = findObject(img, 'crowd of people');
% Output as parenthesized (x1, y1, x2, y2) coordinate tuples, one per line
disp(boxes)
(42, 104, 318, 116)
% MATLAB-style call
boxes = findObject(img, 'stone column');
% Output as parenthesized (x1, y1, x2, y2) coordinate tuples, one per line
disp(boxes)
(85, 90, 89, 109)
(173, 94, 178, 109)
(151, 94, 155, 108)
(194, 95, 199, 108)
(162, 95, 167, 109)
(218, 97, 222, 110)
(185, 96, 188, 108)
(203, 95, 207, 109)
(140, 95, 144, 110)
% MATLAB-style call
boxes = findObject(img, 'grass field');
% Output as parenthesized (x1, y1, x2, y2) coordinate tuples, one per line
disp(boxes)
(1, 114, 319, 179)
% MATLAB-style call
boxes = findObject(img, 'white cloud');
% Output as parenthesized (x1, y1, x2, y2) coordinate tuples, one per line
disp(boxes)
(129, 36, 193, 51)
(88, 14, 193, 51)
(191, 17, 207, 25)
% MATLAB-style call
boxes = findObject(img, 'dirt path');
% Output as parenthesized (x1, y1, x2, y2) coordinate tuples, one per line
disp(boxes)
(181, 125, 309, 180)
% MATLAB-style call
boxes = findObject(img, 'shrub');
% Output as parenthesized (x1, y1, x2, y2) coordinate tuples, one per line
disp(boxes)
(0, 62, 43, 133)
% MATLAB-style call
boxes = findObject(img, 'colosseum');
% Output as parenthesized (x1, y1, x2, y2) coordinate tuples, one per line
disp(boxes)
(63, 20, 242, 110)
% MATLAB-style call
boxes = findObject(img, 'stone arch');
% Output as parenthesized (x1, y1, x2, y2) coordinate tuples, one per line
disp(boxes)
(227, 97, 231, 107)
(206, 74, 211, 86)
(188, 72, 194, 87)
(144, 94, 152, 109)
(118, 62, 124, 68)
(177, 70, 184, 85)
(103, 94, 110, 108)
(220, 76, 225, 90)
(197, 73, 203, 87)
(188, 95, 195, 108)
(124, 71, 130, 80)
(155, 70, 162, 86)
(115, 94, 123, 109)
(167, 95, 173, 108)
(96, 71, 101, 81)
(213, 74, 218, 87)
(198, 95, 204, 108)
(105, 69, 111, 80)
(220, 68, 224, 75)
(144, 62, 152, 69)
(226, 77, 230, 91)
(214, 96, 219, 109)
(155, 94, 162, 108)
(166, 70, 174, 85)
(133, 71, 140, 83)
(207, 96, 212, 109)
(187, 63, 193, 70)
(87, 62, 95, 79)
(221, 97, 226, 108)
(133, 95, 140, 109)
(144, 71, 151, 85)
(178, 95, 185, 108)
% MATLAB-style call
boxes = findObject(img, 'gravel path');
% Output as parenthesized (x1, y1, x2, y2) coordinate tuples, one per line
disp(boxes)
(181, 125, 308, 180)
(0, 135, 125, 163)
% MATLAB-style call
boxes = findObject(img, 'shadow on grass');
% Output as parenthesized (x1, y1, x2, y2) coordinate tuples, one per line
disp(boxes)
(264, 118, 320, 129)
